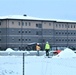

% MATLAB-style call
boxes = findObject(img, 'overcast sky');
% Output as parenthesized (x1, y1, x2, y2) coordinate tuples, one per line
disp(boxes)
(0, 0, 76, 20)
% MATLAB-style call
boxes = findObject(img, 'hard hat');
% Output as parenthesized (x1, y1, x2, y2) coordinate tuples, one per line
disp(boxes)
(46, 41, 48, 43)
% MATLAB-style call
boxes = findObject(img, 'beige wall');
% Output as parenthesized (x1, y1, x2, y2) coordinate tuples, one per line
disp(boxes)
(1, 19, 76, 30)
(0, 20, 7, 28)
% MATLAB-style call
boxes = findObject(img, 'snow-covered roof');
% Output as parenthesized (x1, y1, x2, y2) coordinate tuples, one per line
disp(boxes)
(0, 15, 76, 23)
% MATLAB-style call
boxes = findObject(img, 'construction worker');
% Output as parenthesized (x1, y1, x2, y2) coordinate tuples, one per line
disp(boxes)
(36, 43, 41, 56)
(45, 41, 50, 57)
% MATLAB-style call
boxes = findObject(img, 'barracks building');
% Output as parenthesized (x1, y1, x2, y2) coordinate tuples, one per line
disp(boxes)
(0, 15, 76, 50)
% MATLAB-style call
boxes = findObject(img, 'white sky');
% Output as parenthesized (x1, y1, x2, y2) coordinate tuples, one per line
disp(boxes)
(0, 0, 76, 20)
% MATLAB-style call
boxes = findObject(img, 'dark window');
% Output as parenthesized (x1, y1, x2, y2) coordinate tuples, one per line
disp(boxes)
(22, 22, 24, 26)
(0, 22, 1, 25)
(36, 31, 42, 35)
(49, 23, 51, 26)
(25, 39, 27, 41)
(62, 39, 64, 41)
(29, 31, 31, 33)
(71, 25, 72, 28)
(0, 31, 1, 33)
(68, 33, 70, 34)
(25, 22, 27, 26)
(22, 39, 24, 41)
(56, 24, 58, 27)
(36, 31, 38, 35)
(29, 39, 31, 41)
(18, 22, 20, 26)
(65, 32, 67, 34)
(56, 32, 58, 34)
(0, 39, 1, 41)
(29, 22, 31, 26)
(74, 33, 75, 35)
(25, 31, 27, 33)
(74, 25, 75, 28)
(19, 39, 20, 41)
(36, 23, 42, 28)
(59, 32, 61, 34)
(71, 33, 72, 34)
(22, 31, 24, 33)
(68, 39, 70, 41)
(19, 31, 20, 33)
(59, 24, 61, 28)
(59, 39, 61, 41)
(65, 25, 67, 28)
(56, 39, 58, 41)
(68, 25, 69, 28)
(12, 22, 14, 24)
(62, 32, 64, 34)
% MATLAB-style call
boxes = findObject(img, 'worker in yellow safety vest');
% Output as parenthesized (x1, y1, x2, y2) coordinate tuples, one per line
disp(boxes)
(45, 42, 50, 56)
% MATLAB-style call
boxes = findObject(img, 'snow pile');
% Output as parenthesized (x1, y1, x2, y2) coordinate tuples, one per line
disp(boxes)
(52, 48, 76, 58)
(6, 48, 14, 52)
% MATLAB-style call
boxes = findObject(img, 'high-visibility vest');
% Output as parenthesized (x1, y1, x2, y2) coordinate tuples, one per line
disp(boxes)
(45, 43, 50, 50)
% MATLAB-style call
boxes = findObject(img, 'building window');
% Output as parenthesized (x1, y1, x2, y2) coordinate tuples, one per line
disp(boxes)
(62, 24, 64, 28)
(59, 24, 61, 28)
(19, 31, 20, 33)
(73, 25, 75, 28)
(0, 22, 1, 25)
(36, 23, 42, 28)
(62, 39, 64, 41)
(71, 25, 72, 28)
(12, 22, 14, 24)
(25, 22, 27, 26)
(18, 22, 20, 26)
(19, 39, 20, 41)
(0, 31, 1, 33)
(56, 32, 57, 34)
(29, 39, 31, 41)
(56, 39, 58, 41)
(0, 39, 1, 41)
(25, 39, 27, 41)
(25, 31, 27, 33)
(29, 22, 31, 26)
(22, 31, 24, 33)
(65, 24, 67, 28)
(59, 32, 61, 34)
(29, 30, 31, 33)
(74, 33, 75, 35)
(71, 33, 73, 34)
(62, 32, 64, 34)
(36, 31, 42, 35)
(56, 24, 58, 27)
(22, 22, 24, 26)
(65, 32, 67, 34)
(49, 23, 51, 26)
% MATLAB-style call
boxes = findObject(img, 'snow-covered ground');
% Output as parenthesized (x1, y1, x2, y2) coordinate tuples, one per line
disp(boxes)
(0, 48, 76, 75)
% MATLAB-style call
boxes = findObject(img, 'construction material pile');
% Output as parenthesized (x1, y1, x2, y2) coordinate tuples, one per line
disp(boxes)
(52, 48, 76, 58)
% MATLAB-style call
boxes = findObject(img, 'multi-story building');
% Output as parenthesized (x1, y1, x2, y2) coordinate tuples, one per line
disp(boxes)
(0, 15, 76, 50)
